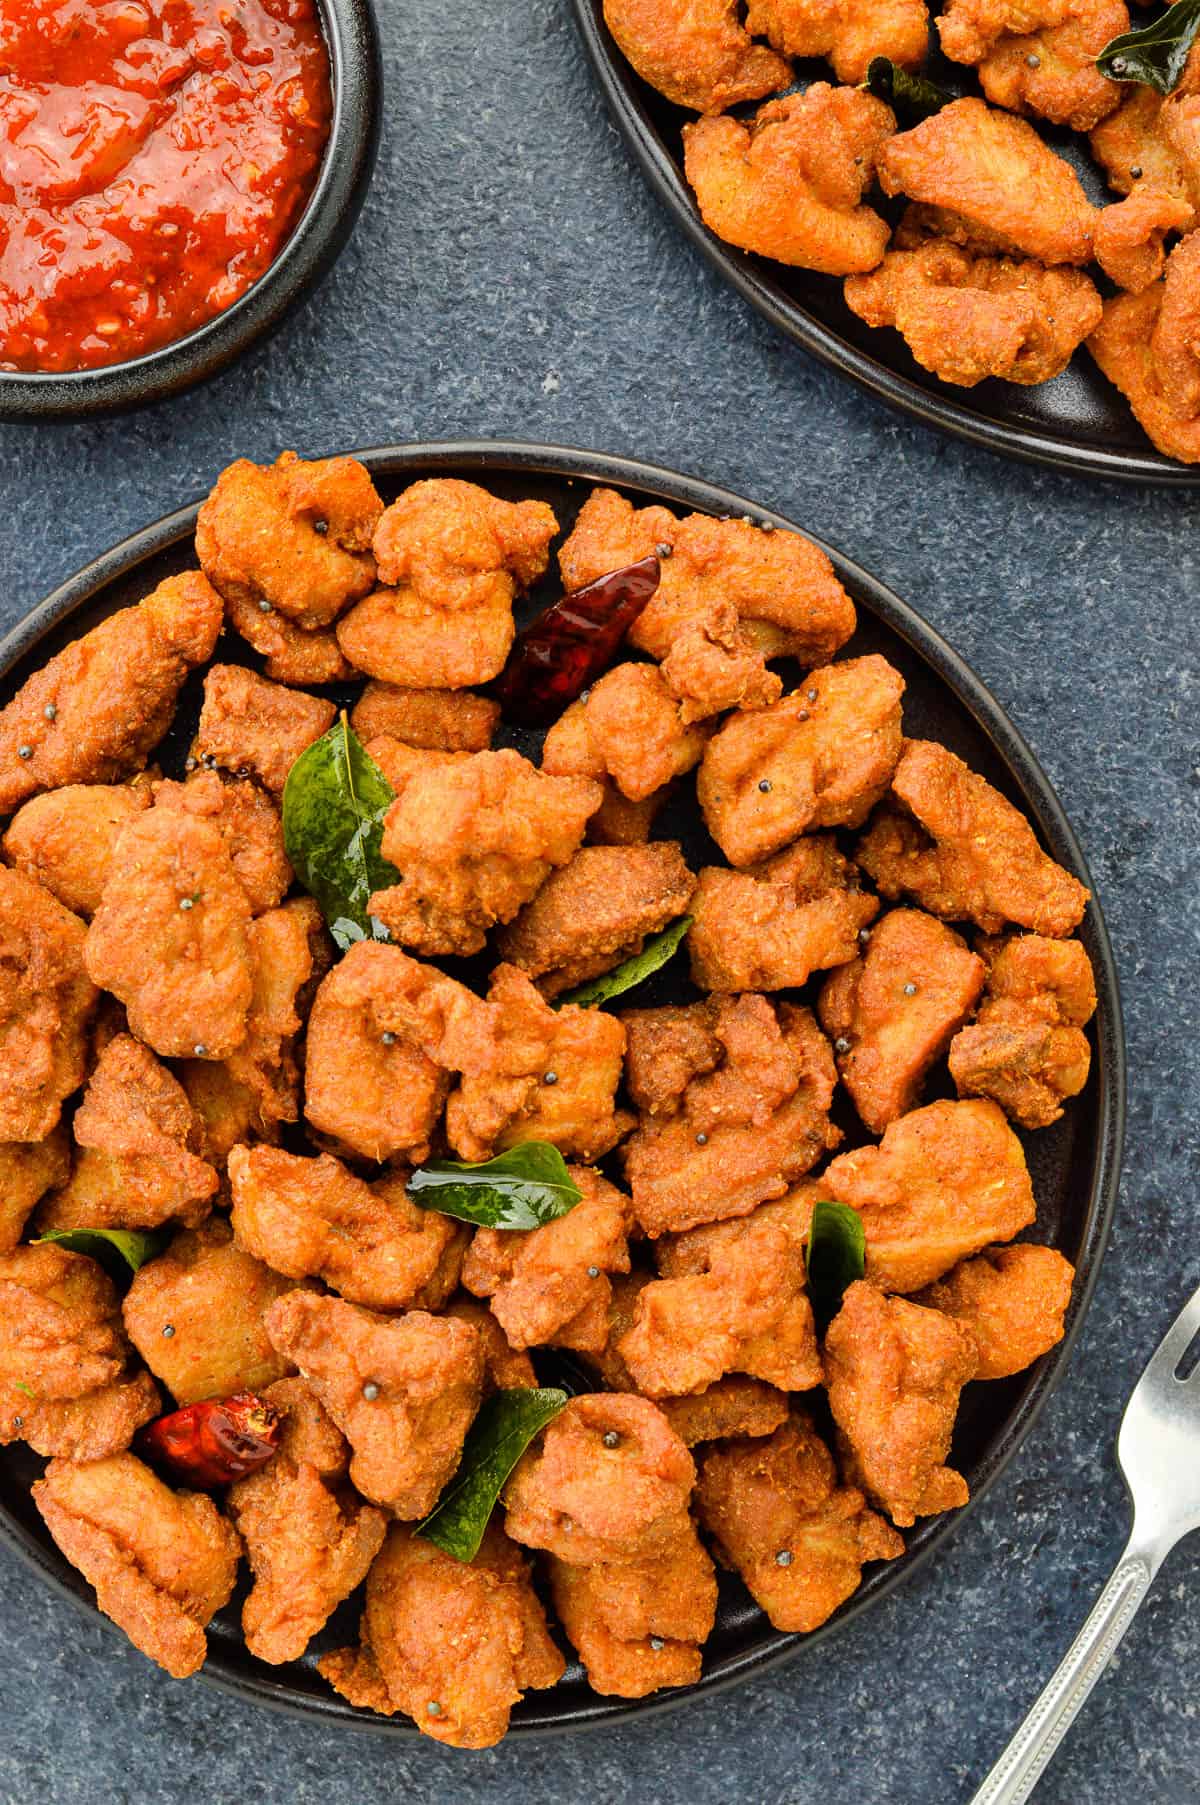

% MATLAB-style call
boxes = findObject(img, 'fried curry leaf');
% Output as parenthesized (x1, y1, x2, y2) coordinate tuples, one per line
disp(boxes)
(417, 1387, 569, 1562)
(863, 57, 956, 124)
(1096, 0, 1200, 94)
(406, 1143, 583, 1230)
(806, 1200, 866, 1329)
(35, 1227, 167, 1284)
(281, 712, 400, 951)
(557, 914, 693, 1010)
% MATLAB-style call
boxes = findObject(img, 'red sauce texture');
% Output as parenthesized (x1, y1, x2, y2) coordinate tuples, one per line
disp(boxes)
(0, 0, 332, 372)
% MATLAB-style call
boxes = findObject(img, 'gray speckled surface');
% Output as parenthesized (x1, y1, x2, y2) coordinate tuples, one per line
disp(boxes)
(0, 3, 1197, 1801)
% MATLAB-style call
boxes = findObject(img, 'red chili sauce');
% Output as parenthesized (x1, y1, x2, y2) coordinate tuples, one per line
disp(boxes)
(0, 0, 332, 372)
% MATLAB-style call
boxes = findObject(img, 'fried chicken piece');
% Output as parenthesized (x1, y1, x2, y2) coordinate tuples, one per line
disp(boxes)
(745, 0, 929, 83)
(495, 842, 696, 998)
(229, 1378, 388, 1665)
(443, 1297, 538, 1393)
(824, 1098, 1036, 1293)
(696, 1411, 905, 1630)
(177, 1060, 276, 1168)
(688, 836, 880, 992)
(122, 1218, 299, 1406)
(602, 0, 791, 111)
(539, 697, 675, 847)
(214, 898, 327, 1136)
(819, 909, 986, 1133)
(857, 739, 1090, 936)
(916, 1243, 1074, 1379)
(350, 681, 500, 751)
(264, 1291, 484, 1517)
(938, 0, 1128, 133)
(230, 1146, 467, 1313)
(1095, 187, 1195, 292)
(0, 572, 222, 815)
(1088, 229, 1200, 462)
(0, 1127, 69, 1251)
(336, 479, 558, 689)
(684, 85, 895, 275)
(32, 1453, 240, 1678)
(877, 97, 1096, 264)
(11, 1370, 162, 1462)
(949, 932, 1095, 1126)
(193, 664, 337, 798)
(586, 783, 672, 845)
(319, 1522, 565, 1746)
(1090, 60, 1200, 286)
(3, 782, 151, 918)
(697, 656, 905, 866)
(541, 663, 710, 802)
(151, 771, 291, 916)
(223, 590, 355, 686)
(0, 867, 97, 1142)
(85, 807, 255, 1060)
(504, 1392, 696, 1565)
(825, 1280, 978, 1526)
(621, 996, 840, 1235)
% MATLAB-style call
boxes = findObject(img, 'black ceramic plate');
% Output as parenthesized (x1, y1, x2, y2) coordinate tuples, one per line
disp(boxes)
(572, 0, 1200, 488)
(0, 442, 1124, 1736)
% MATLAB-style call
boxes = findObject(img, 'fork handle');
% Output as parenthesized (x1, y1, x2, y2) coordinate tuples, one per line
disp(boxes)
(969, 1540, 1157, 1805)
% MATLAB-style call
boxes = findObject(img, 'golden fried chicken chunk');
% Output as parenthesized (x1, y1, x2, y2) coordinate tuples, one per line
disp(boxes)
(0, 572, 222, 815)
(938, 0, 1127, 133)
(350, 681, 500, 751)
(1094, 187, 1195, 292)
(1090, 57, 1200, 285)
(915, 1243, 1075, 1379)
(541, 662, 709, 801)
(683, 85, 896, 275)
(229, 1378, 388, 1665)
(877, 97, 1096, 264)
(602, 0, 791, 111)
(696, 1411, 904, 1630)
(1088, 229, 1200, 462)
(949, 932, 1095, 1126)
(193, 664, 336, 798)
(122, 1218, 299, 1406)
(3, 782, 151, 918)
(151, 771, 291, 916)
(222, 591, 355, 687)
(32, 1453, 240, 1679)
(319, 1522, 564, 1747)
(229, 1146, 467, 1313)
(620, 996, 840, 1235)
(688, 836, 880, 992)
(824, 1097, 1036, 1292)
(177, 1060, 275, 1169)
(264, 1291, 484, 1518)
(0, 1127, 69, 1251)
(336, 479, 558, 689)
(0, 867, 97, 1141)
(857, 739, 1090, 936)
(462, 1167, 633, 1353)
(825, 1280, 978, 1527)
(443, 1297, 538, 1393)
(216, 898, 328, 1136)
(660, 1375, 790, 1446)
(819, 908, 986, 1132)
(504, 1393, 696, 1565)
(746, 0, 930, 82)
(495, 842, 696, 997)
(697, 656, 905, 866)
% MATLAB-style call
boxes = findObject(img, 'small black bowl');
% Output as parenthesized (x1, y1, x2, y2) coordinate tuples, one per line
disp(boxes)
(0, 0, 381, 423)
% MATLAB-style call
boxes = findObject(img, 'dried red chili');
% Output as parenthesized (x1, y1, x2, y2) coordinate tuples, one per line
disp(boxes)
(496, 555, 662, 726)
(140, 1391, 280, 1488)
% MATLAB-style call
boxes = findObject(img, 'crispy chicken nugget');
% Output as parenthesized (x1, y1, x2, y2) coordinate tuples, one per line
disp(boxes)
(949, 932, 1095, 1127)
(0, 1126, 70, 1251)
(218, 898, 328, 1135)
(1094, 187, 1195, 292)
(3, 782, 151, 918)
(177, 1060, 276, 1169)
(915, 1243, 1075, 1379)
(32, 1453, 240, 1679)
(151, 771, 292, 916)
(603, 0, 791, 111)
(9, 1370, 162, 1463)
(1088, 229, 1200, 462)
(825, 1281, 977, 1527)
(350, 681, 500, 751)
(824, 1097, 1036, 1293)
(696, 1411, 904, 1630)
(443, 1297, 538, 1393)
(0, 572, 222, 815)
(193, 664, 336, 798)
(541, 663, 710, 802)
(857, 739, 1090, 936)
(223, 589, 355, 686)
(938, 0, 1128, 133)
(745, 0, 930, 83)
(0, 867, 97, 1142)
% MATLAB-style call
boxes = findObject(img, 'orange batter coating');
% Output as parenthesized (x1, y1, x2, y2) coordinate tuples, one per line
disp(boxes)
(819, 908, 986, 1132)
(1088, 229, 1200, 463)
(319, 1522, 565, 1747)
(1090, 60, 1200, 288)
(229, 1146, 467, 1313)
(620, 995, 840, 1235)
(229, 1378, 388, 1665)
(916, 1243, 1075, 1378)
(823, 1097, 1036, 1292)
(745, 0, 930, 83)
(1094, 187, 1195, 292)
(688, 835, 880, 992)
(602, 0, 791, 112)
(696, 1411, 904, 1630)
(0, 572, 222, 815)
(857, 739, 1090, 936)
(3, 782, 151, 917)
(264, 1291, 484, 1518)
(683, 86, 896, 275)
(222, 591, 355, 687)
(336, 479, 558, 689)
(193, 664, 336, 798)
(0, 866, 97, 1142)
(697, 655, 905, 867)
(495, 842, 696, 997)
(541, 662, 710, 801)
(151, 771, 292, 916)
(217, 898, 328, 1136)
(949, 932, 1095, 1127)
(443, 1297, 538, 1393)
(825, 1280, 978, 1527)
(938, 0, 1128, 133)
(32, 1453, 240, 1679)
(0, 1127, 69, 1252)
(350, 681, 500, 751)
(177, 1060, 276, 1170)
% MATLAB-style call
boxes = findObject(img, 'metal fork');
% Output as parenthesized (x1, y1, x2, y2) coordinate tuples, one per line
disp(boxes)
(970, 1280, 1200, 1804)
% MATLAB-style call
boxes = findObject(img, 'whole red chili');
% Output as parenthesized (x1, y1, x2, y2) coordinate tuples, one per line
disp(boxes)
(140, 1391, 281, 1488)
(496, 555, 662, 725)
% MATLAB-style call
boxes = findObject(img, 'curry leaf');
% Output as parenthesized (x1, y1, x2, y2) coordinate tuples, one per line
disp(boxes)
(1096, 0, 1200, 94)
(407, 1143, 583, 1230)
(557, 915, 693, 1009)
(35, 1227, 167, 1284)
(863, 57, 957, 125)
(281, 713, 400, 951)
(417, 1387, 569, 1562)
(806, 1200, 866, 1329)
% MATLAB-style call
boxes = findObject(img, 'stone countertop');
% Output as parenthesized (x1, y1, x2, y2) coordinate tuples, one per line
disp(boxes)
(0, 3, 1196, 1801)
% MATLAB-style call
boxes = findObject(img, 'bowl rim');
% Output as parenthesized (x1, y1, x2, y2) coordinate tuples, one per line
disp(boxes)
(0, 438, 1126, 1738)
(0, 0, 381, 421)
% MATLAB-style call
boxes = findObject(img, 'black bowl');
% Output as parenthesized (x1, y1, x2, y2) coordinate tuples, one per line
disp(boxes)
(0, 0, 381, 422)
(0, 441, 1125, 1736)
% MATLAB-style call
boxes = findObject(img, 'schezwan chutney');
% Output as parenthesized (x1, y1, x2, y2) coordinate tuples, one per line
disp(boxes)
(0, 0, 333, 373)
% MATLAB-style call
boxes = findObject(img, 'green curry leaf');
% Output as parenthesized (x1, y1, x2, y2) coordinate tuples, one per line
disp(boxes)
(862, 57, 957, 125)
(557, 915, 693, 1009)
(805, 1200, 866, 1329)
(406, 1143, 583, 1230)
(417, 1387, 569, 1562)
(35, 1227, 167, 1284)
(1096, 0, 1200, 94)
(281, 713, 400, 951)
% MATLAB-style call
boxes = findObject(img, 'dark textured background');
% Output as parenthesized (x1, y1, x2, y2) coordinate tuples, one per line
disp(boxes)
(0, 3, 1196, 1801)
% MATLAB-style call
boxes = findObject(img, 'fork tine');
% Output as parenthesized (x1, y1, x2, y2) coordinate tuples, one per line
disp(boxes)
(1140, 1279, 1200, 1386)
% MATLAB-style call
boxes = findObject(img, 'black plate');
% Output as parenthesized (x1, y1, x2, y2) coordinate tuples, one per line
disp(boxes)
(572, 0, 1200, 488)
(0, 441, 1125, 1736)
